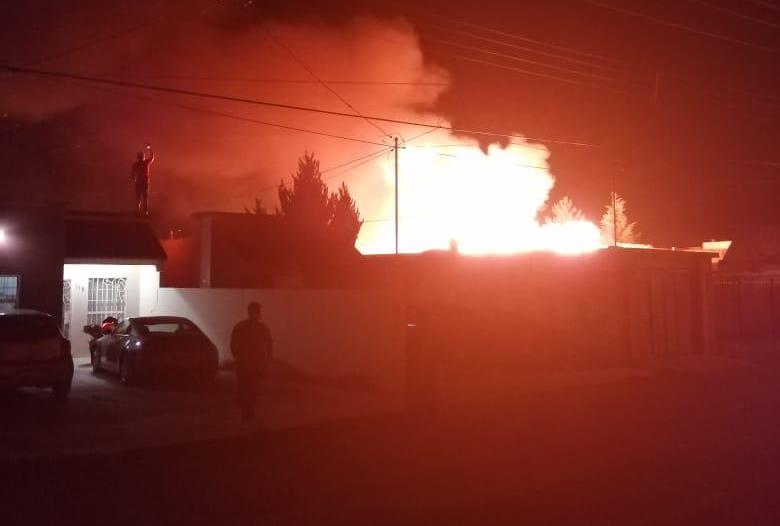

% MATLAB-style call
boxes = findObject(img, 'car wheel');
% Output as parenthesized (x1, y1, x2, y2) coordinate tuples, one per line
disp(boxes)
(119, 357, 133, 386)
(91, 350, 101, 374)
(52, 382, 71, 400)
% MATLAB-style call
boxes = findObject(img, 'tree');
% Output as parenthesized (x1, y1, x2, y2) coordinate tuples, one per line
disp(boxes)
(277, 152, 332, 230)
(546, 196, 585, 224)
(330, 181, 363, 248)
(275, 152, 363, 249)
(244, 197, 269, 215)
(600, 192, 638, 245)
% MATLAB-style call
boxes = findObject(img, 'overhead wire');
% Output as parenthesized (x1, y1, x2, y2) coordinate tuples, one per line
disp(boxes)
(432, 49, 627, 94)
(580, 0, 780, 53)
(261, 27, 391, 139)
(0, 64, 602, 147)
(743, 0, 780, 14)
(209, 147, 391, 210)
(91, 74, 448, 86)
(419, 22, 624, 73)
(685, 0, 780, 29)
(51, 77, 390, 147)
(426, 35, 621, 83)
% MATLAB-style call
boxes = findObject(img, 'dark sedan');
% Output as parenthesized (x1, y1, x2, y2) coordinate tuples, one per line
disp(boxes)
(90, 316, 219, 385)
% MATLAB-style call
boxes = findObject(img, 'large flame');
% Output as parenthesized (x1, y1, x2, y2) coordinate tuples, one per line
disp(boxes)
(355, 134, 603, 255)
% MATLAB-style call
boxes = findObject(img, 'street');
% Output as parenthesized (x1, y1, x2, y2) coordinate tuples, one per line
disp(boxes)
(1, 355, 779, 525)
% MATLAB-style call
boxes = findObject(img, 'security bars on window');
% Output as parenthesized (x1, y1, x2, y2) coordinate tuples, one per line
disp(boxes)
(87, 277, 127, 325)
(0, 275, 19, 310)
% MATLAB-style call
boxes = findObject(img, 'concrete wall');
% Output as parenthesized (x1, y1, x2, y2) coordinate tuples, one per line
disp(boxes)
(64, 264, 160, 356)
(151, 288, 407, 391)
(0, 203, 65, 323)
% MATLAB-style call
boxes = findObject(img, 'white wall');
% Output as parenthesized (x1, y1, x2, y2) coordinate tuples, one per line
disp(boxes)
(64, 264, 159, 356)
(151, 288, 407, 391)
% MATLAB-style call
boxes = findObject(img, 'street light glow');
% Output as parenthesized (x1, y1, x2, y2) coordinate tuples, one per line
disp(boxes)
(0, 229, 5, 243)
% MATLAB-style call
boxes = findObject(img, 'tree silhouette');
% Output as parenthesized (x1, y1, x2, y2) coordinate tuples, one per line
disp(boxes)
(330, 181, 363, 248)
(600, 192, 638, 245)
(277, 152, 332, 230)
(546, 196, 585, 224)
(274, 152, 363, 249)
(244, 197, 269, 215)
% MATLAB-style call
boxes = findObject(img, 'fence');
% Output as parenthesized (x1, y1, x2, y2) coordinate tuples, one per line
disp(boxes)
(712, 277, 778, 353)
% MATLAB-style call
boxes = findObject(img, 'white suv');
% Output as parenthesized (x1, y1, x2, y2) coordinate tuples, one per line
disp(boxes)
(0, 309, 74, 399)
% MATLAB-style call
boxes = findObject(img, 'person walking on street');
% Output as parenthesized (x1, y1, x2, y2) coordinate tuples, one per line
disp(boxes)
(131, 144, 155, 216)
(231, 302, 273, 421)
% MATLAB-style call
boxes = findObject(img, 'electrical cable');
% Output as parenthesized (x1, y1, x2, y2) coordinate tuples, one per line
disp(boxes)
(686, 0, 780, 29)
(431, 49, 627, 94)
(426, 35, 621, 83)
(262, 27, 391, 139)
(0, 64, 602, 147)
(580, 0, 780, 53)
(92, 74, 448, 86)
(43, 77, 391, 147)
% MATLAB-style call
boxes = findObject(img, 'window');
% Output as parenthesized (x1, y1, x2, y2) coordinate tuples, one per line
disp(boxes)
(135, 319, 199, 335)
(87, 277, 127, 325)
(62, 280, 71, 338)
(0, 275, 19, 310)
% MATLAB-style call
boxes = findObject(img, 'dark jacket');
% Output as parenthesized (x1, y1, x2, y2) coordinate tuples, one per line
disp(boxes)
(230, 319, 273, 369)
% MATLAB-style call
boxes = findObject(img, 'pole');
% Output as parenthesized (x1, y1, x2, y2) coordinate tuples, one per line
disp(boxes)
(394, 136, 399, 255)
(612, 173, 618, 247)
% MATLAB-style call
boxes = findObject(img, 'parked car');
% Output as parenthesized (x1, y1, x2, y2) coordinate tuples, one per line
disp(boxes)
(0, 309, 74, 399)
(87, 316, 219, 385)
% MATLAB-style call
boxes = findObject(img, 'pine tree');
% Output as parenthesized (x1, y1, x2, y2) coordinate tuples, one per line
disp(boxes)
(244, 197, 268, 215)
(330, 182, 363, 248)
(546, 196, 585, 224)
(277, 152, 332, 230)
(600, 192, 638, 245)
(274, 152, 363, 249)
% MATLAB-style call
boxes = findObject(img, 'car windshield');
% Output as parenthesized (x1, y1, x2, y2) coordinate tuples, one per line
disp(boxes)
(0, 314, 60, 341)
(135, 319, 200, 336)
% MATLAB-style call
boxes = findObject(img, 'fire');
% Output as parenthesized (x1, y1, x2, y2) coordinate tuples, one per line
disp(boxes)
(355, 134, 603, 255)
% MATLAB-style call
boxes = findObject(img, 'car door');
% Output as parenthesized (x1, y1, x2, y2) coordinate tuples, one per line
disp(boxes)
(104, 320, 130, 373)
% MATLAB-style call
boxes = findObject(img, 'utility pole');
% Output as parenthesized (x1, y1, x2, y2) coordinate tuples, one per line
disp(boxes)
(612, 172, 618, 247)
(394, 136, 399, 255)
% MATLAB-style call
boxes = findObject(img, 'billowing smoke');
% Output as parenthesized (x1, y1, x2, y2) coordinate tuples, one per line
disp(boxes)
(1, 1, 600, 254)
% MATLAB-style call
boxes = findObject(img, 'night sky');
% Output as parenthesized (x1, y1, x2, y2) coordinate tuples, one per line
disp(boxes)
(1, 0, 779, 248)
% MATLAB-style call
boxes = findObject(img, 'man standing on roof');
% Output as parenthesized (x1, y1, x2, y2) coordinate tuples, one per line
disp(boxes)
(131, 144, 155, 216)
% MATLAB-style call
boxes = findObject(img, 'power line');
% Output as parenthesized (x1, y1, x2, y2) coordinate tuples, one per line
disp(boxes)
(432, 49, 627, 94)
(262, 27, 391, 139)
(93, 74, 448, 86)
(211, 147, 391, 209)
(27, 20, 157, 66)
(427, 35, 621, 83)
(56, 77, 390, 147)
(394, 1, 780, 110)
(686, 0, 780, 29)
(0, 64, 602, 147)
(580, 0, 780, 53)
(422, 23, 623, 73)
(322, 148, 392, 175)
(743, 0, 780, 14)
(323, 149, 392, 181)
(382, 0, 626, 66)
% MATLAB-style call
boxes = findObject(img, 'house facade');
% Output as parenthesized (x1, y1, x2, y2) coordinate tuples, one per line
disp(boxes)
(0, 204, 166, 357)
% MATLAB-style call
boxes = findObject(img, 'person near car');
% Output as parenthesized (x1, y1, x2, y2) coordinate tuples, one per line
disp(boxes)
(131, 144, 155, 216)
(230, 302, 273, 421)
